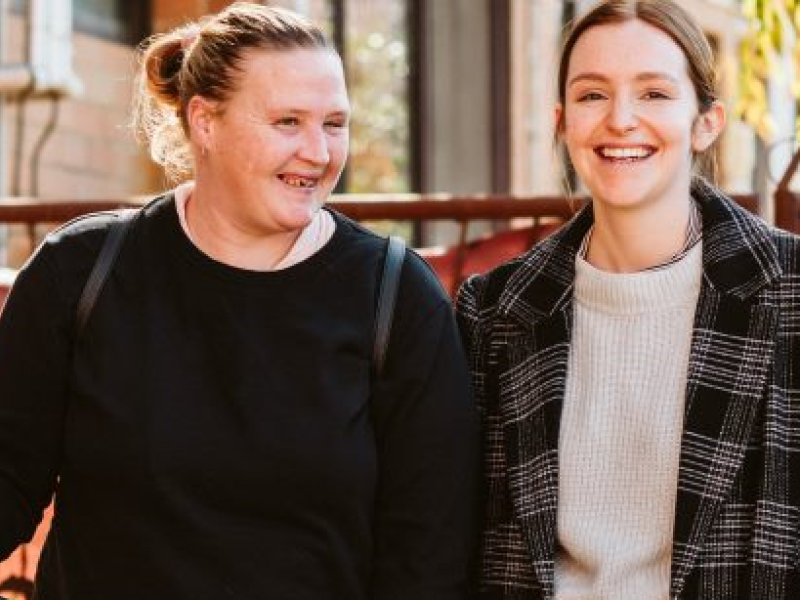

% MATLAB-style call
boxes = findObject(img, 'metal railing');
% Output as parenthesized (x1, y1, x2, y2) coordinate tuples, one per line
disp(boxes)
(0, 191, 764, 252)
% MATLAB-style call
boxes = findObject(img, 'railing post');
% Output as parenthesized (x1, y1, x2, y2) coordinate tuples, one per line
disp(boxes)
(451, 219, 470, 296)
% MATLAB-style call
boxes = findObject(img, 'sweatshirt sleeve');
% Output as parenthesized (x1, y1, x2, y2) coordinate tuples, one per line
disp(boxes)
(369, 251, 481, 600)
(0, 245, 72, 560)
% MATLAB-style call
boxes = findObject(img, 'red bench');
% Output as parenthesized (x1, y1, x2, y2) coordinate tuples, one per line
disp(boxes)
(419, 222, 562, 295)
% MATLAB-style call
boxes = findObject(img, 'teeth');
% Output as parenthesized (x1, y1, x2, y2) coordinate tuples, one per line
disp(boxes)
(282, 175, 316, 188)
(600, 147, 651, 159)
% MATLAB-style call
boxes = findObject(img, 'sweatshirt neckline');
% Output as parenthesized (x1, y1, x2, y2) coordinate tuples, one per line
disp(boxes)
(574, 241, 703, 315)
(163, 196, 347, 286)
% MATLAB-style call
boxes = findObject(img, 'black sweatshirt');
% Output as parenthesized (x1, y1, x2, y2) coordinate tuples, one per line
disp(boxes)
(0, 195, 479, 599)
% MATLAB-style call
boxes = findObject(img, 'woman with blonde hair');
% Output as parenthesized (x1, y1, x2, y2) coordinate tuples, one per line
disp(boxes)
(0, 3, 479, 598)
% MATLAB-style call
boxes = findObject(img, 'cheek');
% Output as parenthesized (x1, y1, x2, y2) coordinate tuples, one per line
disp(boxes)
(655, 106, 697, 139)
(329, 136, 349, 164)
(561, 126, 592, 164)
(224, 127, 266, 161)
(561, 110, 596, 145)
(247, 133, 291, 168)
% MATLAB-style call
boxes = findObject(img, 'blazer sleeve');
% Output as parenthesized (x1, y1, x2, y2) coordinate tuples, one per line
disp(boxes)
(369, 251, 481, 600)
(0, 244, 72, 560)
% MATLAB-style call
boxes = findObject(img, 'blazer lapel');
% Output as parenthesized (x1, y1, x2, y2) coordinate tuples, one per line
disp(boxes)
(496, 308, 570, 598)
(494, 208, 592, 598)
(671, 183, 782, 596)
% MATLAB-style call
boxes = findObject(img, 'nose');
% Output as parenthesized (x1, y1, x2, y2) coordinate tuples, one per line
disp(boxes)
(607, 95, 638, 134)
(298, 126, 330, 165)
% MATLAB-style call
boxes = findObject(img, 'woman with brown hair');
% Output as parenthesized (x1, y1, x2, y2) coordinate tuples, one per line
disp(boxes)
(0, 3, 479, 598)
(458, 1, 799, 598)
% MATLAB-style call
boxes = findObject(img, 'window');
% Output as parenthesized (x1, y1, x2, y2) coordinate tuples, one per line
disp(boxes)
(74, 0, 149, 44)
(344, 0, 412, 193)
(13, 0, 149, 45)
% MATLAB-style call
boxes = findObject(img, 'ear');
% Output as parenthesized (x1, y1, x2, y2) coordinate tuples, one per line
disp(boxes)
(554, 103, 565, 137)
(186, 95, 218, 152)
(691, 100, 726, 152)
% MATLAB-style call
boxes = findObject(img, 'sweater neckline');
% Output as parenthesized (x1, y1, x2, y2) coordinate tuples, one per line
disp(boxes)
(574, 241, 703, 315)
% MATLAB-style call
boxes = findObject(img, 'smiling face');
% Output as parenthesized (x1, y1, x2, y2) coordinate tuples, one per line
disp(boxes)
(190, 48, 349, 237)
(556, 19, 723, 216)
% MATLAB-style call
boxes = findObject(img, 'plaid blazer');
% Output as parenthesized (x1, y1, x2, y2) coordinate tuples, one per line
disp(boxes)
(456, 182, 800, 600)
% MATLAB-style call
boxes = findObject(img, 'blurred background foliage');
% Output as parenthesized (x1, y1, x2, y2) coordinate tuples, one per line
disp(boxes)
(737, 0, 800, 140)
(345, 2, 410, 194)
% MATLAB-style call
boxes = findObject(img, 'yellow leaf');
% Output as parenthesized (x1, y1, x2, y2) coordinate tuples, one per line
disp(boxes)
(760, 114, 777, 141)
(745, 104, 762, 126)
(758, 31, 774, 57)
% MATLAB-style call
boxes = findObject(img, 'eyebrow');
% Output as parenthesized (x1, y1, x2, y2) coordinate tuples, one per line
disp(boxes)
(567, 71, 681, 87)
(270, 108, 351, 117)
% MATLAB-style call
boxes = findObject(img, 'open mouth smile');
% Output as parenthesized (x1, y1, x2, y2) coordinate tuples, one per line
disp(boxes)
(595, 146, 656, 162)
(278, 174, 320, 189)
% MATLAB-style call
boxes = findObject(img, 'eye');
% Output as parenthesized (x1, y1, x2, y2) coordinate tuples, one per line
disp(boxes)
(324, 119, 348, 131)
(577, 91, 606, 102)
(643, 90, 671, 100)
(275, 116, 300, 128)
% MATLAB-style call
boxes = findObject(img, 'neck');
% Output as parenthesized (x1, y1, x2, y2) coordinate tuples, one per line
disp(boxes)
(586, 197, 693, 273)
(186, 183, 303, 271)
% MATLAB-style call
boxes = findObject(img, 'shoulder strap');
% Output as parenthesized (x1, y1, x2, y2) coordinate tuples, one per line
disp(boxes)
(75, 217, 403, 367)
(373, 235, 406, 378)
(75, 209, 138, 338)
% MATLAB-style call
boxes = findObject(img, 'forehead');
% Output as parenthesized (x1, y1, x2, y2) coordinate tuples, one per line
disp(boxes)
(233, 48, 349, 111)
(568, 19, 690, 82)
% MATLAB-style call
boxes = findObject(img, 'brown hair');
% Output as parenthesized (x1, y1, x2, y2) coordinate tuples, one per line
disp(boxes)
(556, 0, 720, 183)
(132, 2, 334, 182)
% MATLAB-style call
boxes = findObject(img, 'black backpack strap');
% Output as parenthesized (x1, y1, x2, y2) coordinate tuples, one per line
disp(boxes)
(75, 209, 138, 338)
(373, 235, 406, 378)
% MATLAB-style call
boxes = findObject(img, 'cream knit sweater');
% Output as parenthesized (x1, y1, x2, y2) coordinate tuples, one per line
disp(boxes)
(555, 242, 703, 600)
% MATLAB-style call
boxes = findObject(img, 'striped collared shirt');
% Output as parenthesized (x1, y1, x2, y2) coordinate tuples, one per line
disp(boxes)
(578, 200, 702, 272)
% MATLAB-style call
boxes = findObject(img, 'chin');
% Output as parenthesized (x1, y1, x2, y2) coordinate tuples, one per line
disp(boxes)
(591, 181, 652, 205)
(279, 207, 320, 232)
